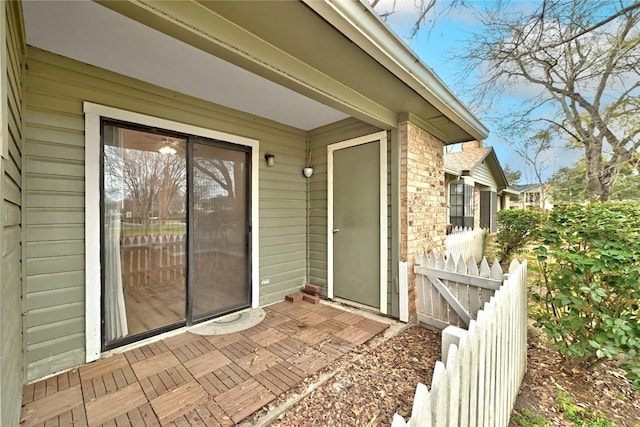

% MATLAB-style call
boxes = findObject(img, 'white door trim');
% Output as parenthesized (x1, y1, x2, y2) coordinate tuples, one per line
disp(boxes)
(327, 131, 388, 314)
(83, 102, 260, 362)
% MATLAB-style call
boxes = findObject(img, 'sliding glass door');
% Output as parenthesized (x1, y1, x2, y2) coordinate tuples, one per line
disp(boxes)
(191, 140, 250, 320)
(102, 121, 250, 349)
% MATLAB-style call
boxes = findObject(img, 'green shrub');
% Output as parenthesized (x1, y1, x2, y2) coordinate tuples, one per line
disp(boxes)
(496, 208, 545, 263)
(533, 202, 640, 389)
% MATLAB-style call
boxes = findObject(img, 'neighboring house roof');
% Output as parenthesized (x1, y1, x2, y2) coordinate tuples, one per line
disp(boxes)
(444, 147, 509, 190)
(512, 184, 548, 193)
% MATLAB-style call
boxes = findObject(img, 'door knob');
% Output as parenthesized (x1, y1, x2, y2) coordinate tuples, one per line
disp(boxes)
(333, 228, 340, 233)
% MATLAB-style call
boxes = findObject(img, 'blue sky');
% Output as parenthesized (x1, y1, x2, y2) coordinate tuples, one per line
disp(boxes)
(372, 0, 582, 183)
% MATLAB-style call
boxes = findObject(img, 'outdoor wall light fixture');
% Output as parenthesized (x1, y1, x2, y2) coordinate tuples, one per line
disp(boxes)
(265, 152, 275, 167)
(303, 146, 314, 178)
(303, 167, 314, 178)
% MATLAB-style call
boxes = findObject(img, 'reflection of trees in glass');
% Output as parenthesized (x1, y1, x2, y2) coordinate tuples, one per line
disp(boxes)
(193, 157, 244, 213)
(192, 152, 245, 250)
(104, 145, 186, 234)
(193, 159, 237, 198)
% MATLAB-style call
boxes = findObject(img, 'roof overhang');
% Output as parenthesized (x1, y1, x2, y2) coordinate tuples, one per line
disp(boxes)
(24, 0, 488, 141)
(304, 0, 489, 143)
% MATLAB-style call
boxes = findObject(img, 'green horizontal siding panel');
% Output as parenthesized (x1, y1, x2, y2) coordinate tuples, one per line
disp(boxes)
(473, 161, 498, 189)
(260, 234, 306, 248)
(260, 208, 306, 219)
(25, 192, 84, 208)
(26, 140, 85, 161)
(26, 240, 84, 258)
(25, 109, 85, 132)
(3, 199, 20, 225)
(25, 254, 84, 276)
(26, 349, 85, 385)
(259, 225, 306, 238)
(25, 333, 85, 364)
(260, 217, 306, 228)
(26, 286, 84, 311)
(1, 1, 24, 425)
(2, 226, 21, 257)
(260, 242, 305, 257)
(27, 318, 84, 346)
(3, 175, 20, 206)
(25, 175, 84, 193)
(25, 125, 84, 147)
(25, 209, 84, 225)
(260, 260, 305, 277)
(26, 271, 84, 294)
(25, 302, 84, 329)
(4, 152, 21, 182)
(25, 225, 84, 242)
(23, 158, 84, 178)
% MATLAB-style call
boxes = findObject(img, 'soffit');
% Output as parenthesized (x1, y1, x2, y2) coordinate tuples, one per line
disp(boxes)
(22, 0, 348, 131)
(200, 1, 477, 143)
(23, 0, 477, 141)
(200, 1, 442, 119)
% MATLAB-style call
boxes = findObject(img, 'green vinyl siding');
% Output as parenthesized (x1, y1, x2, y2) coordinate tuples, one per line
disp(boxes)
(23, 46, 309, 381)
(1, 1, 24, 425)
(473, 161, 498, 190)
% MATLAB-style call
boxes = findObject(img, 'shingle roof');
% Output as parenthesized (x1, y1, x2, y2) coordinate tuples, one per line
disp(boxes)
(444, 147, 492, 173)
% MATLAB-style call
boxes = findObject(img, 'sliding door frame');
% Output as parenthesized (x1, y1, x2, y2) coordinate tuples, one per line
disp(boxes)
(84, 102, 259, 361)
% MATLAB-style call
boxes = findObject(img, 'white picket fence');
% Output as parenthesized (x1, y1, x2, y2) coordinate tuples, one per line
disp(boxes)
(446, 227, 485, 264)
(392, 258, 528, 426)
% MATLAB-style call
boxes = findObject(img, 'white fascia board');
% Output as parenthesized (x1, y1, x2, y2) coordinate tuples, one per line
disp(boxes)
(305, 0, 489, 141)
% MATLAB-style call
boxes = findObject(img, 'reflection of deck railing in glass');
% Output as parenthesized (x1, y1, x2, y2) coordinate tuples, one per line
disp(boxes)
(120, 234, 186, 287)
(120, 218, 186, 237)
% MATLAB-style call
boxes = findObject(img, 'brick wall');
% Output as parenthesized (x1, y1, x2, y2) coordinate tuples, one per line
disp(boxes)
(399, 121, 446, 318)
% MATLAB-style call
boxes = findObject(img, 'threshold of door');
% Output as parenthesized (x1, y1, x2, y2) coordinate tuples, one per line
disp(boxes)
(331, 297, 384, 317)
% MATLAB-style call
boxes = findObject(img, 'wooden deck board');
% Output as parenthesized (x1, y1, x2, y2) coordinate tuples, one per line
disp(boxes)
(214, 379, 276, 424)
(333, 325, 376, 346)
(183, 349, 231, 378)
(79, 354, 129, 382)
(84, 383, 147, 426)
(236, 349, 282, 376)
(149, 382, 207, 425)
(20, 303, 390, 426)
(20, 384, 83, 427)
(193, 401, 233, 427)
(132, 351, 181, 380)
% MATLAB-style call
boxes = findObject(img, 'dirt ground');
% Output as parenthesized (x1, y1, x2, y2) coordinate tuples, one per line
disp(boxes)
(243, 323, 640, 426)
(511, 327, 640, 426)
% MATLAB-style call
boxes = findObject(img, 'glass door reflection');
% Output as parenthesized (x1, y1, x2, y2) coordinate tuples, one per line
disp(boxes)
(191, 141, 250, 320)
(103, 124, 187, 345)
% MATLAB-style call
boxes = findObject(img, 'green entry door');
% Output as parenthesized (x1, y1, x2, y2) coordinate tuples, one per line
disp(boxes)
(332, 140, 380, 308)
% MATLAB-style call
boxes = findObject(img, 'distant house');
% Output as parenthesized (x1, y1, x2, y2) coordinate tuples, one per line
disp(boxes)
(444, 141, 513, 232)
(512, 184, 554, 210)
